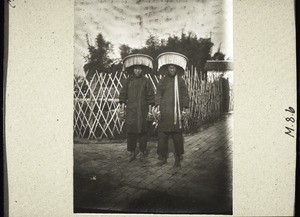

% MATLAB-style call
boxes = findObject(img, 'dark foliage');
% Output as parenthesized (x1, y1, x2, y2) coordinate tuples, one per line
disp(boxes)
(83, 33, 114, 80)
(126, 32, 214, 71)
(83, 32, 219, 79)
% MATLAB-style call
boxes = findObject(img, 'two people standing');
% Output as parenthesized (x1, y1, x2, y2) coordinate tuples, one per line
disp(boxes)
(119, 52, 190, 167)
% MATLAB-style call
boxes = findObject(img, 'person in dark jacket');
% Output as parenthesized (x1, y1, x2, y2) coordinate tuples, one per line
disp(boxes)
(118, 54, 155, 165)
(155, 52, 190, 167)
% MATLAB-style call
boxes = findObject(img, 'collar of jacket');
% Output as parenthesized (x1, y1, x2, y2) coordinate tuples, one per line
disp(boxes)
(131, 75, 144, 79)
(166, 73, 176, 78)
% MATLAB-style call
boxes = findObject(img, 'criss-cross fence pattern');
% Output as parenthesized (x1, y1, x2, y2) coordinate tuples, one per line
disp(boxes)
(74, 67, 232, 140)
(73, 71, 126, 140)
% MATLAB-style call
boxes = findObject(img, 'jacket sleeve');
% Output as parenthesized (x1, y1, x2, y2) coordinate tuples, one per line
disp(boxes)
(179, 78, 189, 108)
(119, 78, 129, 104)
(155, 78, 164, 106)
(145, 79, 155, 106)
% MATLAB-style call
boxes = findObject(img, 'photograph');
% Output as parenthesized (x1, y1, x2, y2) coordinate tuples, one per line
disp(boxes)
(73, 0, 233, 214)
(4, 0, 296, 216)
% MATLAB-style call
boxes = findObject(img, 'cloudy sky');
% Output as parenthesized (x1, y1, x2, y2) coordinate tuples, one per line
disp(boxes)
(75, 0, 232, 75)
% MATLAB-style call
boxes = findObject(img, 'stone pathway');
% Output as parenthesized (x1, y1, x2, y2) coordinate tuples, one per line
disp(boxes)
(74, 113, 233, 214)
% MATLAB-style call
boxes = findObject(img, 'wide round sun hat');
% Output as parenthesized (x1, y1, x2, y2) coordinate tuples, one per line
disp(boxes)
(122, 54, 153, 72)
(157, 52, 188, 72)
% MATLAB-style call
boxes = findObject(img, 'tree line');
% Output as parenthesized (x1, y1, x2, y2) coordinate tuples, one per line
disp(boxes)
(82, 32, 226, 80)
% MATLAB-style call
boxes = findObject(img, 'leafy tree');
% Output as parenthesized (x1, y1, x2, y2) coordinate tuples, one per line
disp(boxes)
(83, 33, 113, 79)
(125, 32, 214, 72)
(82, 31, 219, 80)
(212, 52, 225, 60)
(145, 34, 160, 51)
(212, 44, 225, 60)
(119, 44, 132, 60)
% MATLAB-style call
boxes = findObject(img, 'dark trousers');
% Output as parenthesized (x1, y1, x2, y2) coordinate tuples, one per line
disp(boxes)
(157, 132, 184, 156)
(127, 133, 147, 152)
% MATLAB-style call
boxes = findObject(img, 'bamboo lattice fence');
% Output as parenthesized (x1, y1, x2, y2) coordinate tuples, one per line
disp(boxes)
(74, 67, 232, 140)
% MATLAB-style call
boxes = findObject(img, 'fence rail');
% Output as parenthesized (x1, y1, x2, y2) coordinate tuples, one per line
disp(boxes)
(74, 67, 233, 140)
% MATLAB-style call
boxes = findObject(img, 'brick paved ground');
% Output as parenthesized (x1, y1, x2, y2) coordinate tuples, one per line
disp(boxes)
(74, 113, 233, 214)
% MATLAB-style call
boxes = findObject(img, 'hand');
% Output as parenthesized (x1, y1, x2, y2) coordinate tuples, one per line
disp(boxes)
(118, 110, 126, 122)
(157, 111, 161, 121)
(151, 107, 161, 122)
(154, 109, 161, 121)
(181, 109, 190, 120)
(146, 112, 154, 122)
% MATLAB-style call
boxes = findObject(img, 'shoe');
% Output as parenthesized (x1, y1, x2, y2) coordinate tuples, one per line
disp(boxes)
(157, 156, 167, 166)
(129, 151, 136, 162)
(173, 154, 181, 167)
(158, 153, 169, 160)
(140, 152, 146, 164)
(158, 155, 163, 160)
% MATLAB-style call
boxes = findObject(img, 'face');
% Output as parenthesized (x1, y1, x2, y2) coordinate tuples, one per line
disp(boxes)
(133, 66, 143, 77)
(167, 65, 177, 76)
